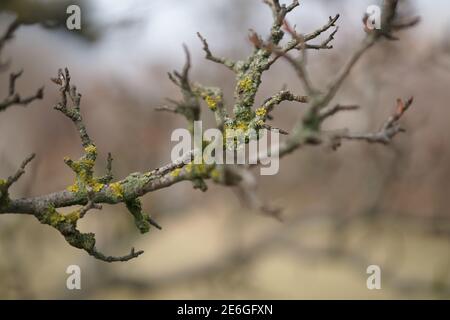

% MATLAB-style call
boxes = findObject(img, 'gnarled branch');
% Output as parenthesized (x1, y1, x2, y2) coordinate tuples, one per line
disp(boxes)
(0, 0, 420, 262)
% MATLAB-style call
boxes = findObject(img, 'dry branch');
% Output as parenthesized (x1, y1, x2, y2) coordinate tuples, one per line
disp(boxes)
(0, 0, 420, 261)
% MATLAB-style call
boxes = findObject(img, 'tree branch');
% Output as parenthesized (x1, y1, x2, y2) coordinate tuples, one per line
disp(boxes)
(0, 0, 420, 262)
(197, 32, 237, 72)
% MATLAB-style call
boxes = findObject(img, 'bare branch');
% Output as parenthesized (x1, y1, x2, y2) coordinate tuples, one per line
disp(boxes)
(269, 14, 340, 64)
(155, 105, 177, 113)
(0, 18, 20, 69)
(321, 35, 377, 108)
(79, 187, 102, 218)
(261, 89, 308, 115)
(305, 26, 339, 50)
(268, 21, 321, 96)
(391, 16, 421, 31)
(91, 247, 144, 263)
(2, 153, 36, 191)
(97, 153, 114, 184)
(262, 124, 288, 135)
(233, 168, 283, 221)
(304, 14, 340, 42)
(163, 46, 201, 132)
(332, 97, 413, 147)
(52, 68, 92, 147)
(197, 32, 237, 72)
(0, 20, 43, 112)
(318, 104, 360, 121)
(0, 69, 44, 112)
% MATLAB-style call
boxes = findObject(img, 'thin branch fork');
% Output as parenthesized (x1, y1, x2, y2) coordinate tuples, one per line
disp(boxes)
(264, 0, 299, 25)
(0, 18, 20, 69)
(270, 13, 340, 63)
(261, 89, 308, 116)
(162, 46, 202, 129)
(0, 20, 44, 111)
(78, 187, 102, 218)
(309, 0, 419, 112)
(0, 69, 44, 112)
(305, 26, 339, 50)
(263, 0, 300, 44)
(52, 68, 92, 148)
(197, 32, 237, 72)
(267, 21, 319, 96)
(303, 14, 340, 42)
(333, 97, 414, 146)
(318, 104, 360, 121)
(1, 153, 35, 191)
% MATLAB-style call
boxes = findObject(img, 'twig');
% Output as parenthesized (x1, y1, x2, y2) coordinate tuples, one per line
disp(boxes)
(197, 32, 237, 72)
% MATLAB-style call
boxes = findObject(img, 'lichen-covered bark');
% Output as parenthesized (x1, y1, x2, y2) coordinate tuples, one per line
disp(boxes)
(0, 0, 419, 262)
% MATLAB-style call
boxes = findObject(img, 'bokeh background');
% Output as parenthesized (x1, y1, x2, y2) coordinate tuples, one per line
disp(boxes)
(0, 0, 449, 299)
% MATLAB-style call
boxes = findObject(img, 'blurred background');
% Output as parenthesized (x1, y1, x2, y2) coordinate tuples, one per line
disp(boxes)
(0, 0, 449, 299)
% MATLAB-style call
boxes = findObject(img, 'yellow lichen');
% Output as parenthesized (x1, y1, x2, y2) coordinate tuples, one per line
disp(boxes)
(48, 210, 66, 226)
(64, 144, 105, 196)
(67, 184, 79, 193)
(78, 170, 88, 182)
(65, 210, 80, 223)
(182, 162, 209, 177)
(82, 159, 95, 167)
(170, 168, 181, 177)
(235, 122, 248, 131)
(255, 107, 267, 117)
(238, 76, 253, 92)
(84, 144, 97, 155)
(109, 182, 124, 198)
(210, 168, 221, 182)
(205, 95, 218, 111)
(91, 182, 104, 193)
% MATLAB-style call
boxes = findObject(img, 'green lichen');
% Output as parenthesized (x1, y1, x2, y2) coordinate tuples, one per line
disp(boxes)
(38, 204, 98, 252)
(118, 172, 154, 200)
(64, 231, 96, 251)
(37, 205, 96, 254)
(38, 205, 79, 227)
(303, 111, 321, 131)
(192, 178, 208, 191)
(0, 179, 8, 208)
(233, 48, 272, 121)
(125, 198, 151, 234)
